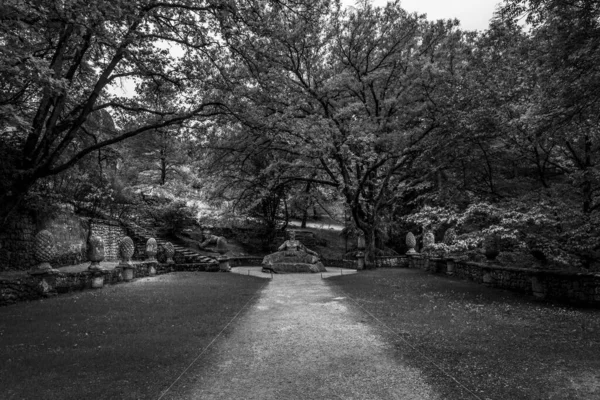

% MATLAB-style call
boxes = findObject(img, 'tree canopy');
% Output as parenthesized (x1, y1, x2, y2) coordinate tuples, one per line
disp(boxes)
(2, 0, 600, 270)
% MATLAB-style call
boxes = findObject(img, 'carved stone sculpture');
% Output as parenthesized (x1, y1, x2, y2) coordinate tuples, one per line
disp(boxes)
(164, 242, 175, 264)
(30, 230, 58, 275)
(146, 238, 157, 261)
(118, 236, 135, 281)
(444, 228, 457, 246)
(198, 230, 227, 254)
(118, 236, 134, 266)
(87, 235, 105, 271)
(406, 232, 417, 254)
(423, 231, 435, 249)
(262, 231, 326, 273)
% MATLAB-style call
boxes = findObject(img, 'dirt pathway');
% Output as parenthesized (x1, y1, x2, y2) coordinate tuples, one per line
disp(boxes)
(162, 273, 440, 400)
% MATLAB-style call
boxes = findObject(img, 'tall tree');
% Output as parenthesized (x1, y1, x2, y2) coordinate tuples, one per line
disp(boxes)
(215, 0, 469, 265)
(0, 0, 227, 223)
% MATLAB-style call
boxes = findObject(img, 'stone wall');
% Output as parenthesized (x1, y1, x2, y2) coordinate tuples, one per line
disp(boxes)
(324, 258, 357, 269)
(0, 206, 89, 271)
(375, 256, 408, 268)
(0, 211, 37, 272)
(89, 219, 127, 261)
(40, 206, 88, 267)
(406, 256, 600, 307)
(0, 261, 218, 306)
(228, 256, 264, 267)
(0, 206, 127, 271)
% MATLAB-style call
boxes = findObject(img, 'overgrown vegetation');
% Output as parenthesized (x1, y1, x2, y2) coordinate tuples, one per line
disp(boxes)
(1, 0, 599, 270)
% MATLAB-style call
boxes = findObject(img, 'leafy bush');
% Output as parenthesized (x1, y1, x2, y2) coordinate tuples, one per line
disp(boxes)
(404, 198, 600, 271)
(152, 200, 199, 235)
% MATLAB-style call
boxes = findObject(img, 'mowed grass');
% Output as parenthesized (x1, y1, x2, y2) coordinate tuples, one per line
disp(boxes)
(327, 269, 600, 400)
(0, 272, 267, 400)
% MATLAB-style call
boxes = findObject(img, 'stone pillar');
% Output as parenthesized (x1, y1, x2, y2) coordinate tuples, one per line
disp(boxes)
(91, 274, 105, 289)
(446, 258, 455, 275)
(164, 242, 175, 265)
(406, 232, 417, 255)
(118, 236, 135, 281)
(87, 235, 106, 288)
(147, 262, 157, 277)
(30, 230, 59, 275)
(407, 254, 421, 269)
(356, 251, 365, 270)
(217, 237, 230, 272)
(218, 256, 230, 272)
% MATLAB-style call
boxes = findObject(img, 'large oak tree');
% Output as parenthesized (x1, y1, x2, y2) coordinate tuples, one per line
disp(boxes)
(0, 0, 228, 223)
(211, 0, 469, 265)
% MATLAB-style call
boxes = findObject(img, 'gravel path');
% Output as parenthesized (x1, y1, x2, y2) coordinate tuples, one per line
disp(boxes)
(162, 273, 440, 400)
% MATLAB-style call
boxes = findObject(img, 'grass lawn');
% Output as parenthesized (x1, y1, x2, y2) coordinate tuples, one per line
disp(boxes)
(0, 272, 267, 400)
(327, 268, 600, 400)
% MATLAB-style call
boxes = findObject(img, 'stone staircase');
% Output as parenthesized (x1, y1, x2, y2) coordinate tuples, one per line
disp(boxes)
(123, 220, 217, 265)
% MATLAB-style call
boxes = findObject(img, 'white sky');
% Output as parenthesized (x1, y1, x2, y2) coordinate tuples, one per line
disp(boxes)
(344, 0, 503, 31)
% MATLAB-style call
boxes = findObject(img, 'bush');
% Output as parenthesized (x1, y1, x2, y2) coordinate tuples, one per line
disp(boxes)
(155, 200, 199, 235)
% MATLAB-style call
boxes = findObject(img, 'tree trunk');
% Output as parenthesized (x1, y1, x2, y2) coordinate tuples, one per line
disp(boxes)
(582, 134, 592, 214)
(363, 227, 377, 269)
(160, 151, 167, 185)
(0, 178, 34, 226)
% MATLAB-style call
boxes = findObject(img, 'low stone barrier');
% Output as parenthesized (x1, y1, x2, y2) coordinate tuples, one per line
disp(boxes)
(322, 259, 356, 269)
(374, 256, 408, 268)
(0, 261, 217, 307)
(228, 256, 356, 269)
(405, 255, 600, 307)
(228, 257, 264, 267)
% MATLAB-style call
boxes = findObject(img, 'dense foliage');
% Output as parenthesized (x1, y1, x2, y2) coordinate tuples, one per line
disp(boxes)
(1, 0, 599, 270)
(0, 0, 226, 223)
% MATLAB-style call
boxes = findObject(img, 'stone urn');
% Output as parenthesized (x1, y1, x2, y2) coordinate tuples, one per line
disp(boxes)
(217, 237, 230, 272)
(87, 236, 105, 271)
(118, 236, 135, 281)
(146, 238, 157, 261)
(30, 230, 58, 275)
(406, 232, 417, 254)
(423, 231, 435, 249)
(164, 242, 175, 265)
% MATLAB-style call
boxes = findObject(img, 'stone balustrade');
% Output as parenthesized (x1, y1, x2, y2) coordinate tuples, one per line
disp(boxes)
(377, 254, 600, 307)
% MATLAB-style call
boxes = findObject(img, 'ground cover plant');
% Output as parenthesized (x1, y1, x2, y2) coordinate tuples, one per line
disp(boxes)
(327, 269, 600, 400)
(0, 273, 267, 400)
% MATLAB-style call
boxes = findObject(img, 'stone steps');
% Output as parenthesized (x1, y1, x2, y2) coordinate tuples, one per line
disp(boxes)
(124, 221, 217, 264)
